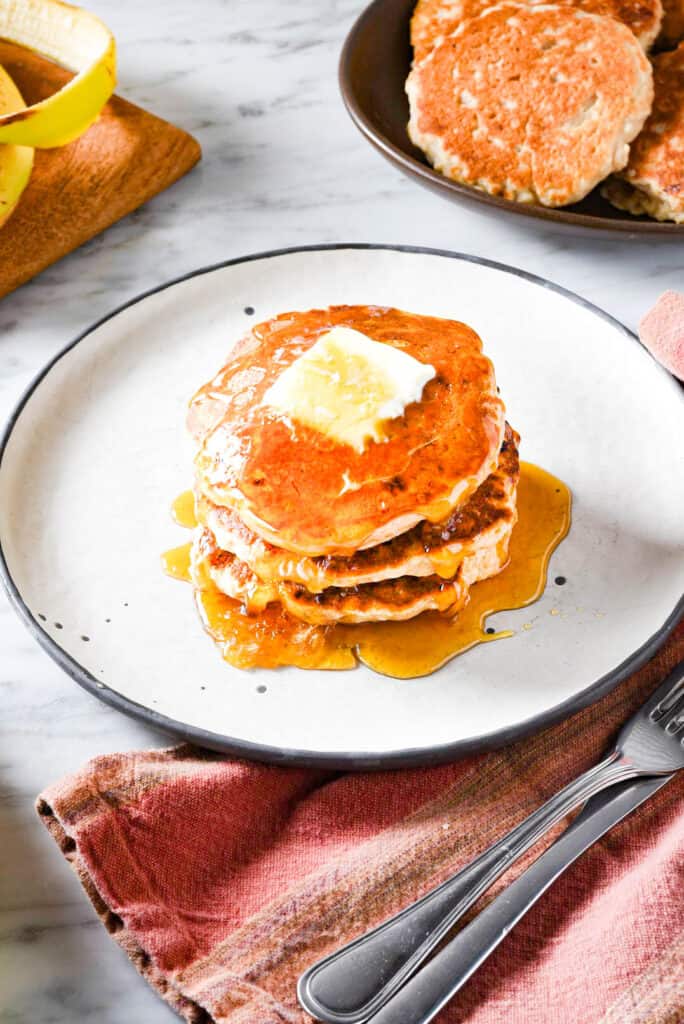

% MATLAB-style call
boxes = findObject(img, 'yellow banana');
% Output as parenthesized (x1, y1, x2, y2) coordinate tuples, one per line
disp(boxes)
(0, 64, 33, 227)
(0, 0, 116, 148)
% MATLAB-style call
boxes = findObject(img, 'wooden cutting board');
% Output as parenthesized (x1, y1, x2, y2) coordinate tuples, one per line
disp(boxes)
(0, 41, 202, 300)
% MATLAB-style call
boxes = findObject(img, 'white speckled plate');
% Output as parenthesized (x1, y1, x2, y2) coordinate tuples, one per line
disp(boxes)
(1, 246, 682, 767)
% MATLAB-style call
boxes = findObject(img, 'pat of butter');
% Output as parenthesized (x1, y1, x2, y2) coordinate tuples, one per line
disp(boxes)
(262, 326, 436, 452)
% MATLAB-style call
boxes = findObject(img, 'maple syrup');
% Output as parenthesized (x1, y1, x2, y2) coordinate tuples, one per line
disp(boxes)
(162, 464, 571, 678)
(171, 490, 198, 528)
(161, 542, 193, 582)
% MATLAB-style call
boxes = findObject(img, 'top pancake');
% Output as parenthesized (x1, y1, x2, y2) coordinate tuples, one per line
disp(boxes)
(410, 0, 663, 60)
(197, 423, 519, 591)
(406, 3, 654, 207)
(602, 43, 684, 222)
(189, 305, 505, 556)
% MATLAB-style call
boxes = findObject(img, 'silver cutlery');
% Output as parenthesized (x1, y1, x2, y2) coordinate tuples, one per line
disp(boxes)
(298, 657, 684, 1024)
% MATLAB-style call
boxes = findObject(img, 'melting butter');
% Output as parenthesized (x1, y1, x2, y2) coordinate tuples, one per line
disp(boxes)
(261, 326, 435, 452)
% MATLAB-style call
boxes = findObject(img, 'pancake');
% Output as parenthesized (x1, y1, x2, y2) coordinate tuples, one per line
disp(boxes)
(602, 43, 684, 222)
(190, 521, 512, 624)
(410, 0, 662, 61)
(193, 530, 467, 623)
(196, 423, 519, 592)
(189, 306, 505, 556)
(659, 0, 684, 46)
(406, 3, 653, 207)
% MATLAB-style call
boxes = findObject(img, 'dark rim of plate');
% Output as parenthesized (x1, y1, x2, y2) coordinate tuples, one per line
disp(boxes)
(339, 0, 684, 235)
(0, 243, 682, 768)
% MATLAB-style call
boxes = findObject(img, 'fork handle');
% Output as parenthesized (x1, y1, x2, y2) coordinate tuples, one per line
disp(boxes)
(298, 752, 635, 1024)
(369, 773, 671, 1024)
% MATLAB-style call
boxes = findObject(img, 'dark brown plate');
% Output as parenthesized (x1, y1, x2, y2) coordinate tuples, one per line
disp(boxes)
(339, 0, 684, 236)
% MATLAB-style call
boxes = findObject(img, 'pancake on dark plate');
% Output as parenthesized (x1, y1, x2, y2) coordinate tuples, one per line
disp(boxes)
(410, 0, 662, 60)
(603, 42, 684, 222)
(406, 3, 653, 207)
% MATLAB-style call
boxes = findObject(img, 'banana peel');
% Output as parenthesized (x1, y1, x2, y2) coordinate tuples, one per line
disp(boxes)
(0, 0, 116, 148)
(0, 64, 33, 227)
(0, 0, 116, 229)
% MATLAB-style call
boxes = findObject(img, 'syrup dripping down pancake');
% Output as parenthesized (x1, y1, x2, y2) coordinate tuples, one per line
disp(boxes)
(191, 529, 470, 623)
(190, 431, 518, 626)
(188, 305, 505, 556)
(196, 424, 519, 592)
(190, 523, 513, 625)
(164, 462, 572, 675)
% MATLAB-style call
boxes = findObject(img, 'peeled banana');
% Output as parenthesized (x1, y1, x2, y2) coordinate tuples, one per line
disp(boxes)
(0, 0, 116, 148)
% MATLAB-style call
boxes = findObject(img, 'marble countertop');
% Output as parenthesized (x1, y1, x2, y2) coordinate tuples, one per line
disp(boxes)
(1, 1, 682, 1020)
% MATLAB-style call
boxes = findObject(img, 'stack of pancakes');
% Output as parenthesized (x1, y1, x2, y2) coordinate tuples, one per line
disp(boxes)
(407, 0, 684, 219)
(187, 306, 519, 630)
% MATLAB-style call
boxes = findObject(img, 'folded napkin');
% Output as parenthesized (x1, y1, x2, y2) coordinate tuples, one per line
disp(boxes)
(639, 290, 684, 381)
(37, 621, 684, 1024)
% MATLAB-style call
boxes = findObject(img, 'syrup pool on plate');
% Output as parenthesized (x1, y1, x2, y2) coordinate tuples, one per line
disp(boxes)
(162, 463, 571, 679)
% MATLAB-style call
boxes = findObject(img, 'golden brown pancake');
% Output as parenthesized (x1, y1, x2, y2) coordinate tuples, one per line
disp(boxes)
(410, 0, 662, 60)
(197, 424, 519, 592)
(406, 3, 653, 207)
(189, 306, 505, 556)
(659, 0, 684, 46)
(602, 43, 684, 222)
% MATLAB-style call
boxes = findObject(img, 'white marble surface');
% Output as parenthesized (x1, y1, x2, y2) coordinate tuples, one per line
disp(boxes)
(0, 2, 682, 1021)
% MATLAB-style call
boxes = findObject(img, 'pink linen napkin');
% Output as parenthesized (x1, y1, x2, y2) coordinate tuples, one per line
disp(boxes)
(639, 290, 684, 380)
(37, 622, 684, 1024)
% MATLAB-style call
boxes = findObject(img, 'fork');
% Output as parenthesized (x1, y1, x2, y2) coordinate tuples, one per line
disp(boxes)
(298, 657, 684, 1024)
